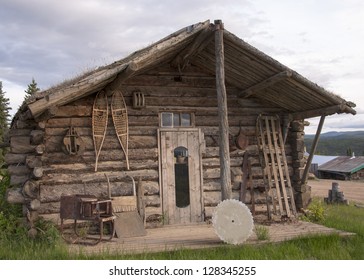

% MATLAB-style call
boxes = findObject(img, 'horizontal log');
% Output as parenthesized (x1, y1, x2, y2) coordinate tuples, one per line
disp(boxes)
(39, 179, 158, 203)
(10, 136, 35, 154)
(45, 126, 157, 137)
(203, 180, 221, 192)
(140, 181, 160, 195)
(46, 117, 91, 128)
(5, 153, 27, 165)
(8, 129, 32, 137)
(202, 157, 243, 168)
(10, 175, 29, 186)
(203, 191, 240, 206)
(41, 148, 158, 165)
(121, 85, 239, 100)
(41, 169, 159, 185)
(38, 213, 62, 225)
(145, 206, 162, 219)
(30, 130, 45, 145)
(144, 195, 160, 207)
(6, 187, 25, 204)
(203, 180, 241, 191)
(50, 105, 92, 117)
(15, 120, 37, 129)
(8, 165, 31, 176)
(26, 155, 42, 168)
(38, 201, 59, 214)
(45, 134, 157, 153)
(124, 74, 217, 88)
(43, 159, 158, 174)
(203, 168, 221, 179)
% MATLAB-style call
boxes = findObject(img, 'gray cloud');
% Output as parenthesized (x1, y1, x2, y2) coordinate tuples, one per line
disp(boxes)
(1, 0, 261, 90)
(1, 0, 363, 132)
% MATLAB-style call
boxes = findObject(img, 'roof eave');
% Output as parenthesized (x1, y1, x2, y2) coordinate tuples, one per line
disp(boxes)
(27, 20, 211, 119)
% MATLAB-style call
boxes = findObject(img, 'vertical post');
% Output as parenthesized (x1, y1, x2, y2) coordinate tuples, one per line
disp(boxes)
(301, 115, 326, 185)
(214, 20, 232, 200)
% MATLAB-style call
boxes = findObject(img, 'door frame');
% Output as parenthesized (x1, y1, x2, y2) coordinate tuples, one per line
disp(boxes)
(158, 128, 204, 224)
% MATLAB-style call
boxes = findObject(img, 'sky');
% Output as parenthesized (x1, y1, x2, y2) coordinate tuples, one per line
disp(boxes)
(1, 0, 363, 134)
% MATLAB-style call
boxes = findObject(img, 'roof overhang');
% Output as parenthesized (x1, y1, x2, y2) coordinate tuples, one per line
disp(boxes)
(26, 20, 356, 120)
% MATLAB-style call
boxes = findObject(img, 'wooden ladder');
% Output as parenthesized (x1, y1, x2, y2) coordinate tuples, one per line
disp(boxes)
(256, 115, 296, 219)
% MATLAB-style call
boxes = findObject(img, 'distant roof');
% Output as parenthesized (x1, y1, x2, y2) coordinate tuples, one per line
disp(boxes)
(312, 155, 338, 166)
(22, 20, 356, 120)
(318, 156, 364, 174)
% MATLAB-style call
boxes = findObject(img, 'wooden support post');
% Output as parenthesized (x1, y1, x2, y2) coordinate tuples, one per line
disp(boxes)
(215, 20, 231, 200)
(301, 115, 325, 185)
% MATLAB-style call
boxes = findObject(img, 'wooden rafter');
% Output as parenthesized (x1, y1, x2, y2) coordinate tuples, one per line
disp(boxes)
(288, 103, 356, 120)
(171, 26, 214, 69)
(239, 70, 292, 98)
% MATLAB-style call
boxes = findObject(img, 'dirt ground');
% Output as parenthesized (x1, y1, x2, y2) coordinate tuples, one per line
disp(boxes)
(308, 179, 364, 204)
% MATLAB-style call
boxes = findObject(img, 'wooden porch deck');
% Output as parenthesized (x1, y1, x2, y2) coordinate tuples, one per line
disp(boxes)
(67, 221, 354, 255)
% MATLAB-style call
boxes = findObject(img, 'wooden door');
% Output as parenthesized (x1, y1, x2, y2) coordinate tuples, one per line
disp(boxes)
(159, 129, 203, 224)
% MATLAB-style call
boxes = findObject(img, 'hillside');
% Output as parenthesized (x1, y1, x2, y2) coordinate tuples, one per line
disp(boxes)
(304, 131, 364, 156)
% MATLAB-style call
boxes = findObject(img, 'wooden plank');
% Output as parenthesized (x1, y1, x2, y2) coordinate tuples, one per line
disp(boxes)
(188, 130, 203, 223)
(160, 131, 169, 224)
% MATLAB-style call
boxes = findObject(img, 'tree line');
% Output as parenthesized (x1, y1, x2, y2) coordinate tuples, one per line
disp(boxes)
(304, 131, 364, 156)
(0, 79, 40, 169)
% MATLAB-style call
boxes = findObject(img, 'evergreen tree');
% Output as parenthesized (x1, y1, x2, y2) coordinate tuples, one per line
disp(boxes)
(24, 78, 40, 102)
(0, 81, 11, 166)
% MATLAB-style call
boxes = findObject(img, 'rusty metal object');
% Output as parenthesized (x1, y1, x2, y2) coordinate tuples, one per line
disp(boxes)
(63, 126, 85, 155)
(236, 123, 249, 150)
(60, 195, 116, 245)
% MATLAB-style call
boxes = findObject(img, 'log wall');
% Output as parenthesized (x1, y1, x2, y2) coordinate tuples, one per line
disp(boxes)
(6, 63, 304, 227)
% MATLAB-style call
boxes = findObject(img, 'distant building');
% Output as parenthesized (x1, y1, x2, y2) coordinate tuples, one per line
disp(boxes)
(308, 154, 338, 177)
(318, 155, 364, 180)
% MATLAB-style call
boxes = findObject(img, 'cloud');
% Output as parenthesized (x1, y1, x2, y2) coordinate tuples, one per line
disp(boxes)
(0, 0, 263, 88)
(1, 0, 363, 133)
(305, 113, 364, 134)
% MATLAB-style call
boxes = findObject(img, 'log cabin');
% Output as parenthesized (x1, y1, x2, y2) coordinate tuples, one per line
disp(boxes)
(5, 20, 356, 234)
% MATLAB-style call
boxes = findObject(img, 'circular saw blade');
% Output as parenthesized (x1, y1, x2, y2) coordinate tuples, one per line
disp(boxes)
(212, 199, 254, 245)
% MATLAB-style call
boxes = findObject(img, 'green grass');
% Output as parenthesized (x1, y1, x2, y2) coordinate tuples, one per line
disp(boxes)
(1, 203, 363, 260)
(1, 169, 363, 260)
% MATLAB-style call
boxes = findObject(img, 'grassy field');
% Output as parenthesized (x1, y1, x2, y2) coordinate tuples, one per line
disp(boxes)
(0, 201, 363, 260)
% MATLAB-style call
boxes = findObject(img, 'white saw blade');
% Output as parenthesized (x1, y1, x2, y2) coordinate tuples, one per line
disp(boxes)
(212, 199, 254, 245)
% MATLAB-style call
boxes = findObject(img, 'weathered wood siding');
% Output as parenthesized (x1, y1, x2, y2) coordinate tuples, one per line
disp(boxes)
(6, 63, 303, 225)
